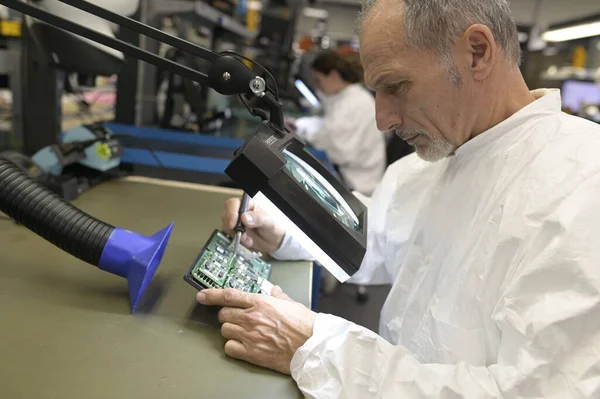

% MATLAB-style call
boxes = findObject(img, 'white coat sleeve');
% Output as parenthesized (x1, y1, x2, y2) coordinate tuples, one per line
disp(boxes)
(270, 232, 315, 261)
(271, 171, 397, 285)
(307, 106, 366, 167)
(344, 185, 394, 286)
(290, 175, 600, 398)
(269, 191, 373, 264)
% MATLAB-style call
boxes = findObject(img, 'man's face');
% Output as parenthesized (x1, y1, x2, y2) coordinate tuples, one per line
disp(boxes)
(360, 12, 472, 162)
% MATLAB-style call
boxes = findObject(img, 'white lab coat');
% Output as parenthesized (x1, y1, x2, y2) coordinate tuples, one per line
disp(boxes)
(294, 83, 386, 196)
(272, 89, 600, 398)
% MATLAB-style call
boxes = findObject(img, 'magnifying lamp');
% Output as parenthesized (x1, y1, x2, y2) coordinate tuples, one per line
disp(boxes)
(0, 0, 368, 282)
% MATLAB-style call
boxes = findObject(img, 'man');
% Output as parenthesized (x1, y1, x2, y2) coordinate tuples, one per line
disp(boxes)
(195, 0, 600, 397)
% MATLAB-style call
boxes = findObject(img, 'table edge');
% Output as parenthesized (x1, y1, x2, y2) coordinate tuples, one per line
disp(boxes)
(121, 176, 243, 196)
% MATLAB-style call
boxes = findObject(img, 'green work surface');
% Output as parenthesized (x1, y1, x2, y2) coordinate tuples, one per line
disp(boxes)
(0, 177, 312, 399)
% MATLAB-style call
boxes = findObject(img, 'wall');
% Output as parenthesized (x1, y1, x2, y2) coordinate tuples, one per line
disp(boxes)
(510, 0, 600, 26)
(295, 3, 362, 42)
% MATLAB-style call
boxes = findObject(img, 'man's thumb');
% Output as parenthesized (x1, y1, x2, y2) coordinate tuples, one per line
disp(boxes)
(242, 211, 260, 227)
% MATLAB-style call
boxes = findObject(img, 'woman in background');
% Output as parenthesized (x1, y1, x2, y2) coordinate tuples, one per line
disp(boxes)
(290, 50, 386, 297)
(292, 50, 386, 196)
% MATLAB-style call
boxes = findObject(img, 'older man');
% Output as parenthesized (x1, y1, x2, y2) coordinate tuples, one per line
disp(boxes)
(196, 0, 600, 397)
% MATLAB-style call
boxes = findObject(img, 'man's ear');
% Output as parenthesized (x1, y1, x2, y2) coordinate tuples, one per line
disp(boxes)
(459, 24, 497, 81)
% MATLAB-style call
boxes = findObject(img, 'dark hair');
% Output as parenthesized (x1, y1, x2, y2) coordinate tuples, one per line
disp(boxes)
(311, 50, 364, 84)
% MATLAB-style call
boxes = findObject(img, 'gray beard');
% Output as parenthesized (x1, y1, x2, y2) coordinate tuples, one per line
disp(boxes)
(395, 128, 457, 162)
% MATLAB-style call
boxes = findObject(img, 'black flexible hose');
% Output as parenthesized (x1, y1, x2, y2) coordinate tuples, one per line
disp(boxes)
(0, 156, 115, 266)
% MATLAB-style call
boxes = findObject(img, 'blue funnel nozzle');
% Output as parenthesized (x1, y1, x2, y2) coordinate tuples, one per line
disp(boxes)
(98, 222, 175, 312)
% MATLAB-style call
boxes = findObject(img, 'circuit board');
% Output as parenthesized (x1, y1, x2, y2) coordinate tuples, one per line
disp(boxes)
(184, 229, 273, 294)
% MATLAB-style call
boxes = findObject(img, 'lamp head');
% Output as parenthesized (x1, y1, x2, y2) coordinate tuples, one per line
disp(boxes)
(226, 122, 367, 281)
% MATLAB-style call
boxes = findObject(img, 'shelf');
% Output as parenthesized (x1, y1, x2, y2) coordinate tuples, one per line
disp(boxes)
(150, 0, 256, 39)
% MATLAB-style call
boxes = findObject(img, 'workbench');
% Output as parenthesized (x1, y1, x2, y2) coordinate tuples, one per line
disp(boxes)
(106, 121, 336, 190)
(0, 176, 312, 398)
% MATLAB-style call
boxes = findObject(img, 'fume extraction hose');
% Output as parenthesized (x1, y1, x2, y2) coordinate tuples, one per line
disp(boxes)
(0, 156, 114, 265)
(0, 155, 174, 312)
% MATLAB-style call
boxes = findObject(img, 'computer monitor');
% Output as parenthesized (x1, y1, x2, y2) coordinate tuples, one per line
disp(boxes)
(294, 78, 321, 110)
(561, 80, 600, 113)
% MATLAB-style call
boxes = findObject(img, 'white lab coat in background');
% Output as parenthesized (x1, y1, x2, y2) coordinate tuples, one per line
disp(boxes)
(294, 83, 385, 196)
(272, 89, 600, 398)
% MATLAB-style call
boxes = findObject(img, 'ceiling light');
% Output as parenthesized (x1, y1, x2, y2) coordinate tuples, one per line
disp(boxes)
(303, 7, 328, 19)
(542, 21, 600, 42)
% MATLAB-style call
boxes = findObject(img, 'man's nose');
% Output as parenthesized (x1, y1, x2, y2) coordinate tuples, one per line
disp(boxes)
(375, 93, 403, 131)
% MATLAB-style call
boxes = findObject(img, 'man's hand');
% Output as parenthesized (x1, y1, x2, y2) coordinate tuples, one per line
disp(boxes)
(196, 287, 316, 375)
(221, 197, 286, 254)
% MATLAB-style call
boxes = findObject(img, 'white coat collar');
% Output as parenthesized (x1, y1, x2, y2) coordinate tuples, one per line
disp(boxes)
(453, 89, 562, 158)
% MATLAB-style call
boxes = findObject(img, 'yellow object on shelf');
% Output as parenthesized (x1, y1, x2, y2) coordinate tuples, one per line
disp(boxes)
(96, 143, 112, 160)
(246, 8, 259, 32)
(571, 46, 587, 69)
(0, 20, 21, 37)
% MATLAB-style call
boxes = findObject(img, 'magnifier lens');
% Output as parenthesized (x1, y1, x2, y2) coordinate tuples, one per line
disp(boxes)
(282, 150, 361, 233)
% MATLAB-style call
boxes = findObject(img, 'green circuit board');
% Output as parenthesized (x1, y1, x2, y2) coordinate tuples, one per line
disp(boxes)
(187, 230, 272, 293)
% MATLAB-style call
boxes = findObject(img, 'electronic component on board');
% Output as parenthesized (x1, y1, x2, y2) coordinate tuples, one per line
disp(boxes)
(184, 230, 273, 295)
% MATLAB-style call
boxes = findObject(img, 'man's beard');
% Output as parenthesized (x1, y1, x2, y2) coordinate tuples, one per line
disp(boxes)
(395, 128, 456, 162)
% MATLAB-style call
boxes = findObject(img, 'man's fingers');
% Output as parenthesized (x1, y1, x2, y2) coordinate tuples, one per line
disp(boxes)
(224, 339, 249, 362)
(240, 234, 253, 248)
(221, 322, 246, 341)
(218, 307, 247, 325)
(242, 211, 274, 229)
(223, 197, 258, 235)
(224, 197, 256, 217)
(271, 285, 292, 301)
(224, 197, 240, 214)
(197, 288, 255, 308)
(241, 212, 257, 227)
(222, 199, 240, 231)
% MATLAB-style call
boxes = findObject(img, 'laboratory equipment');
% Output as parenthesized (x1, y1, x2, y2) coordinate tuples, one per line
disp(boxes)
(0, 0, 368, 284)
(0, 156, 174, 313)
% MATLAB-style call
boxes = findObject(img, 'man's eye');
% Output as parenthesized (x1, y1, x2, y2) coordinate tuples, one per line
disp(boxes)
(386, 82, 407, 93)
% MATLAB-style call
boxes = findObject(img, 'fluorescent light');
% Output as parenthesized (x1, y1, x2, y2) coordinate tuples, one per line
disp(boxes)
(303, 7, 328, 19)
(542, 21, 600, 42)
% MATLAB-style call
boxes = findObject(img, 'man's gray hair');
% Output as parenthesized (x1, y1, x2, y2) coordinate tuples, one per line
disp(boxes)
(358, 0, 521, 68)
